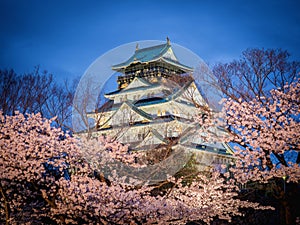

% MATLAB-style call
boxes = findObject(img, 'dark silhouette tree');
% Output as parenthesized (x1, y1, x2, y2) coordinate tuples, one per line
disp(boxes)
(209, 48, 300, 102)
(0, 67, 76, 130)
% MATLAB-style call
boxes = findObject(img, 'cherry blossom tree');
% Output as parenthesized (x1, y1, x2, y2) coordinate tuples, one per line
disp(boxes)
(192, 48, 300, 224)
(197, 79, 300, 224)
(0, 111, 272, 224)
(0, 112, 81, 224)
(227, 80, 300, 225)
(224, 80, 300, 183)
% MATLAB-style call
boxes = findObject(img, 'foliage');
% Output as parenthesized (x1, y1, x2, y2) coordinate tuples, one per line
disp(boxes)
(197, 79, 300, 224)
(223, 80, 300, 183)
(0, 112, 272, 224)
(1, 48, 299, 224)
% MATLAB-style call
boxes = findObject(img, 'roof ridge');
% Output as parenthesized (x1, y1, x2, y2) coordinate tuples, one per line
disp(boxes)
(98, 101, 152, 128)
(135, 43, 168, 53)
(140, 128, 168, 144)
(171, 79, 194, 100)
(125, 101, 153, 120)
(131, 76, 152, 86)
(105, 82, 161, 97)
(162, 58, 193, 70)
(150, 128, 169, 143)
(112, 41, 193, 73)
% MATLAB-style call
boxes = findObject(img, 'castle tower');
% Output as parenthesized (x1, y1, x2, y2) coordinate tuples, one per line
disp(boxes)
(86, 39, 234, 169)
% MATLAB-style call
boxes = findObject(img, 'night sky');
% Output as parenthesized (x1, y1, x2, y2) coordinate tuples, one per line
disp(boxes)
(1, 0, 300, 82)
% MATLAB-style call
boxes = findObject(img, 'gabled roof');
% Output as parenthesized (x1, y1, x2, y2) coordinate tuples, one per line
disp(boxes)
(166, 79, 209, 109)
(134, 129, 169, 150)
(125, 76, 152, 89)
(92, 100, 115, 113)
(171, 79, 194, 100)
(100, 101, 153, 128)
(112, 41, 193, 72)
(104, 77, 157, 97)
(178, 125, 234, 156)
(180, 142, 234, 157)
(125, 101, 153, 121)
(88, 100, 122, 114)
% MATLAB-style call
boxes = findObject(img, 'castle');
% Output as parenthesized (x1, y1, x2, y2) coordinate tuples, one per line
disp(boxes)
(87, 39, 234, 170)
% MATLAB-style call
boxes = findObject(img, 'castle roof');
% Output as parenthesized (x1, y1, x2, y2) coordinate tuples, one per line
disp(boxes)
(134, 129, 169, 150)
(112, 40, 193, 72)
(104, 77, 159, 97)
(94, 78, 203, 113)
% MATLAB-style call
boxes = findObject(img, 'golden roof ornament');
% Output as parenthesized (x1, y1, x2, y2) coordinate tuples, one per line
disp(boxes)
(167, 37, 170, 45)
(135, 43, 139, 51)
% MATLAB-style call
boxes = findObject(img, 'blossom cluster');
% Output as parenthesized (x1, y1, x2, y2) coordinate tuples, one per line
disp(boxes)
(0, 111, 273, 224)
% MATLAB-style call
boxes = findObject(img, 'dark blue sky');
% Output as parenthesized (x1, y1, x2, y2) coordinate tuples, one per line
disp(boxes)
(1, 0, 300, 81)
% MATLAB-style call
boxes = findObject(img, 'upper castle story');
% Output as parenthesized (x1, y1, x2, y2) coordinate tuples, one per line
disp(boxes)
(112, 38, 193, 89)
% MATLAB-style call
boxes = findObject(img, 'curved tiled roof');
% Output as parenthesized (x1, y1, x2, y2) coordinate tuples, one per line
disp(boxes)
(105, 80, 160, 96)
(112, 42, 193, 72)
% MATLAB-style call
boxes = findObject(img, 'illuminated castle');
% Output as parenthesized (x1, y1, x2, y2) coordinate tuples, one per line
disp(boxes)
(87, 38, 234, 169)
